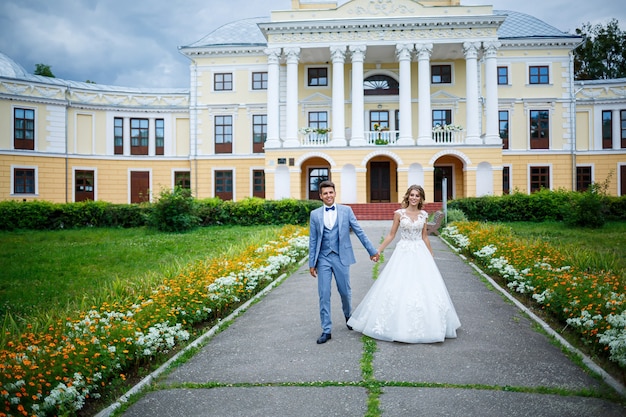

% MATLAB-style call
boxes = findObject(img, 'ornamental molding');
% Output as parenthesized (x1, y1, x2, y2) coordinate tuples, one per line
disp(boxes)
(361, 149, 403, 166)
(270, 26, 495, 44)
(295, 151, 336, 167)
(429, 149, 472, 166)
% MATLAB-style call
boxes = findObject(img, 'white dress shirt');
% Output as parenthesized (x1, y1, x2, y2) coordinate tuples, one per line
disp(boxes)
(324, 205, 336, 229)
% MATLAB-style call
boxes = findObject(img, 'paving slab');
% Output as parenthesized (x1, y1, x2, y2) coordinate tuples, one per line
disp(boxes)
(116, 221, 625, 417)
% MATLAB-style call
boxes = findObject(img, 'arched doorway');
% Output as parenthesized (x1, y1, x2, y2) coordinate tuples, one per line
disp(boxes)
(433, 155, 465, 202)
(301, 156, 331, 200)
(367, 156, 397, 203)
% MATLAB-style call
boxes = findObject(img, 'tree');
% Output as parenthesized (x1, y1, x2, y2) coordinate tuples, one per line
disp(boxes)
(34, 63, 55, 78)
(573, 19, 626, 80)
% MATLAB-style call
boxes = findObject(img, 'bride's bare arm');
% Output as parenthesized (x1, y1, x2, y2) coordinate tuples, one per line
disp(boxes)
(378, 211, 401, 253)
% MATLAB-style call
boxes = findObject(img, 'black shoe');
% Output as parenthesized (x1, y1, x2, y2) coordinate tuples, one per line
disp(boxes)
(316, 333, 332, 344)
(345, 316, 353, 331)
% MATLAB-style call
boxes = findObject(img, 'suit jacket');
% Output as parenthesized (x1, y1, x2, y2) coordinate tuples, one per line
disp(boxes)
(309, 204, 377, 268)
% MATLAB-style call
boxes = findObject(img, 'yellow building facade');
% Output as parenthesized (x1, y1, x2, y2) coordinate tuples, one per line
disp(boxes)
(1, 0, 625, 205)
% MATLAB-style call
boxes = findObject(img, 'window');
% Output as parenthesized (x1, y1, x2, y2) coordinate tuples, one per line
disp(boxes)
(252, 72, 268, 90)
(499, 110, 509, 149)
(215, 115, 233, 154)
(621, 110, 626, 148)
(431, 65, 452, 84)
(75, 170, 94, 202)
(497, 66, 508, 85)
(131, 118, 149, 155)
(502, 166, 510, 195)
(252, 170, 265, 198)
(529, 66, 549, 84)
(530, 166, 550, 193)
(307, 67, 328, 87)
(309, 167, 329, 200)
(252, 114, 267, 153)
(530, 110, 549, 149)
(214, 73, 233, 91)
(14, 168, 35, 194)
(154, 119, 164, 155)
(14, 108, 35, 150)
(363, 74, 399, 95)
(602, 110, 613, 149)
(576, 167, 592, 192)
(215, 170, 233, 200)
(114, 117, 124, 155)
(432, 109, 452, 128)
(174, 171, 191, 189)
(308, 111, 328, 130)
(369, 111, 389, 130)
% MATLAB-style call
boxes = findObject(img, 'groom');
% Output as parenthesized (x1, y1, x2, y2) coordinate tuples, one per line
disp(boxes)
(309, 180, 379, 344)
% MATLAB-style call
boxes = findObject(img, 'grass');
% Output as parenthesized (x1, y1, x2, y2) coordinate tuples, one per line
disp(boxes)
(0, 225, 282, 336)
(501, 221, 626, 278)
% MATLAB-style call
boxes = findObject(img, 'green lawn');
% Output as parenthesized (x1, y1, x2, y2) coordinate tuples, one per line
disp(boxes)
(501, 221, 626, 277)
(0, 225, 282, 327)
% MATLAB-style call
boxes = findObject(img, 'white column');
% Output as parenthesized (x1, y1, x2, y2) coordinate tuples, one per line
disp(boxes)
(613, 109, 621, 150)
(349, 44, 366, 146)
(484, 41, 501, 144)
(464, 41, 481, 144)
(416, 42, 433, 145)
(330, 45, 347, 146)
(284, 47, 300, 147)
(396, 43, 414, 145)
(265, 47, 281, 149)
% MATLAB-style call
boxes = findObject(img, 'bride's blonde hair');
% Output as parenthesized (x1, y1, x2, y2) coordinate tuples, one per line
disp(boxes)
(401, 184, 425, 209)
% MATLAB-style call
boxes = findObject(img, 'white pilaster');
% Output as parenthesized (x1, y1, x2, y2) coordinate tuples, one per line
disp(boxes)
(284, 47, 301, 147)
(464, 41, 482, 144)
(349, 44, 366, 146)
(265, 47, 282, 149)
(396, 43, 414, 145)
(416, 42, 434, 145)
(123, 117, 130, 156)
(484, 41, 501, 144)
(148, 118, 155, 156)
(330, 45, 347, 146)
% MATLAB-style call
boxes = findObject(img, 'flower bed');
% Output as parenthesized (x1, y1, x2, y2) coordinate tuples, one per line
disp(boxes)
(441, 222, 626, 369)
(0, 225, 309, 416)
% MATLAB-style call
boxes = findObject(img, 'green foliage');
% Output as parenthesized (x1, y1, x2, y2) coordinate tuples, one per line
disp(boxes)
(445, 208, 467, 224)
(449, 187, 624, 225)
(34, 63, 55, 77)
(574, 19, 626, 80)
(146, 186, 200, 232)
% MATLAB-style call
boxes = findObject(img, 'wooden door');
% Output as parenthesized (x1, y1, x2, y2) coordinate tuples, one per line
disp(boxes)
(434, 166, 453, 202)
(370, 161, 390, 202)
(130, 171, 150, 203)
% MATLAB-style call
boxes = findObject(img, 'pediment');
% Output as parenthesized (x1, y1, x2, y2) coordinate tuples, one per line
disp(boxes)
(300, 92, 332, 103)
(431, 90, 461, 100)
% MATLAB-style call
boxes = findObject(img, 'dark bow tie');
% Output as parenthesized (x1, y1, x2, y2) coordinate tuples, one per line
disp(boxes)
(325, 206, 335, 211)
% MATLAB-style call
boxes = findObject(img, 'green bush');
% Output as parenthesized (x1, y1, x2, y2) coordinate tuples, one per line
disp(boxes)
(445, 208, 467, 224)
(146, 187, 200, 232)
(564, 184, 608, 228)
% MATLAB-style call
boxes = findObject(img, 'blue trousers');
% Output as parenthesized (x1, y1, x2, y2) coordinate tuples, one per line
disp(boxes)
(317, 251, 351, 334)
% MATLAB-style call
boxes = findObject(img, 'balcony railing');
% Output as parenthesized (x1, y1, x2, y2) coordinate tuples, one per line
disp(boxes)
(366, 130, 398, 146)
(300, 132, 330, 146)
(432, 130, 465, 144)
(298, 129, 466, 146)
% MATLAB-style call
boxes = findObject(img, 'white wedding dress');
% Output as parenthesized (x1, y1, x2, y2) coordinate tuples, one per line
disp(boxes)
(348, 209, 461, 343)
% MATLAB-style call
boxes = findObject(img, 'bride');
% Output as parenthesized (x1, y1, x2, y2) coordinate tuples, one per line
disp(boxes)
(347, 185, 461, 343)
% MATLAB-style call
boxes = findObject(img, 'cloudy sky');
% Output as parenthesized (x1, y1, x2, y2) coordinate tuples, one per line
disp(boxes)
(0, 0, 624, 89)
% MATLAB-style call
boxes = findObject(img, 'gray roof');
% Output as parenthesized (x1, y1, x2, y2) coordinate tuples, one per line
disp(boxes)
(184, 16, 270, 49)
(494, 9, 579, 39)
(181, 9, 578, 50)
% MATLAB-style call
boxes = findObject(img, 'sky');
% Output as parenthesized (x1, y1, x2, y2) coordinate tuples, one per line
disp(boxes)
(0, 0, 624, 89)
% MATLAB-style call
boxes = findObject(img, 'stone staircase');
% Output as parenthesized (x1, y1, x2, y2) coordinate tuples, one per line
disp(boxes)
(346, 202, 443, 220)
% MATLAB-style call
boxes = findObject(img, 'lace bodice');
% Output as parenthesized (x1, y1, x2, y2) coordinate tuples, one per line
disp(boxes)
(397, 209, 427, 241)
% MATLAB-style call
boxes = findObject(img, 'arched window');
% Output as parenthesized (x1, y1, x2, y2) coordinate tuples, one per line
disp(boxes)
(363, 74, 399, 96)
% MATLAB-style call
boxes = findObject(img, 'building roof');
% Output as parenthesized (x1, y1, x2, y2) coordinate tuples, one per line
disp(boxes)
(181, 9, 578, 51)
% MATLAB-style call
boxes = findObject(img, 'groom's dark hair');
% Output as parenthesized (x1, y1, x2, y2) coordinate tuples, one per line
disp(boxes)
(319, 180, 335, 191)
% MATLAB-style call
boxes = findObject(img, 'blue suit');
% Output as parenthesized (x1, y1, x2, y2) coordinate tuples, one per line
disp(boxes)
(309, 204, 377, 334)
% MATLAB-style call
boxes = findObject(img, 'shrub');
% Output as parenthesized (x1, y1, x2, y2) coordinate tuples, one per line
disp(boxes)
(146, 187, 200, 232)
(445, 208, 467, 224)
